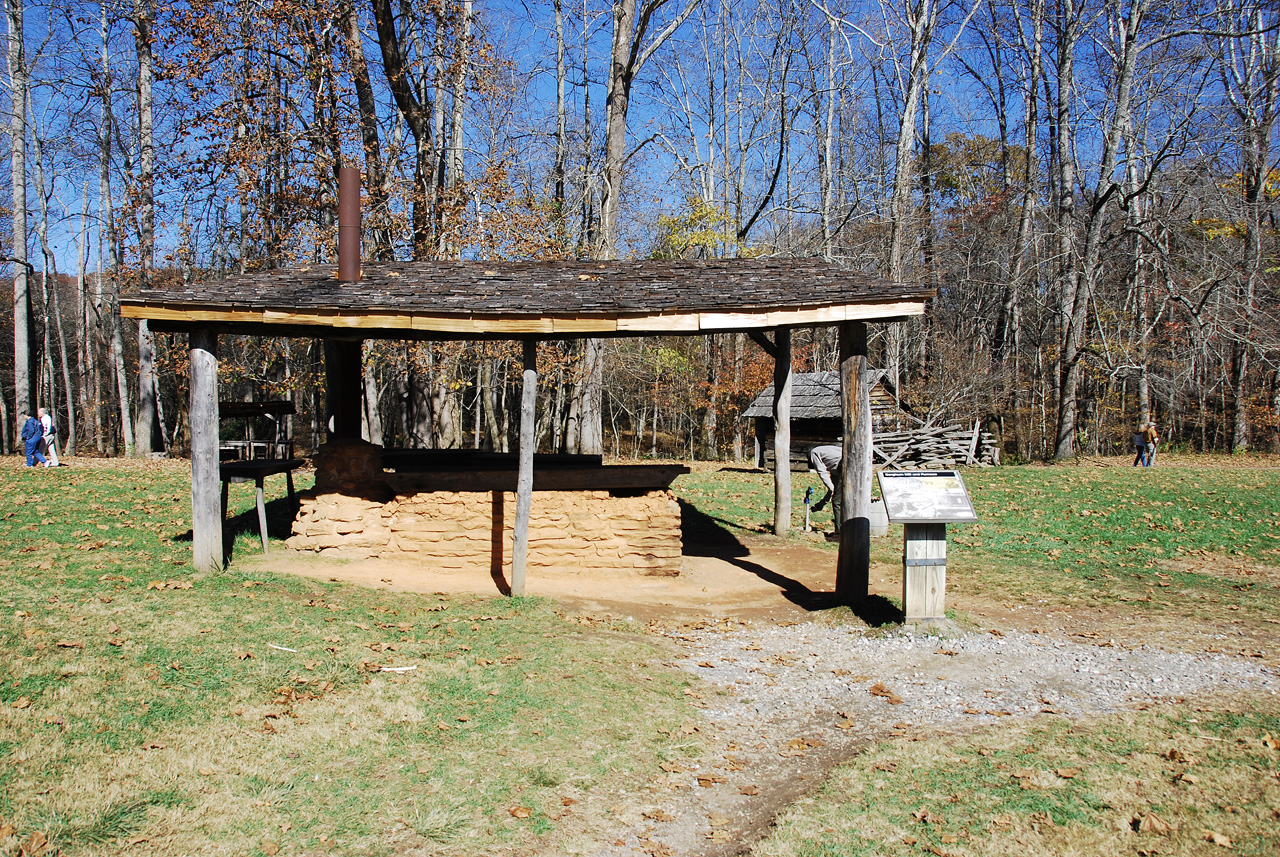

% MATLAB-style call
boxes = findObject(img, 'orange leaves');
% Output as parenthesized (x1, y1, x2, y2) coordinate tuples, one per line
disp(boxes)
(146, 579, 193, 591)
(869, 681, 904, 705)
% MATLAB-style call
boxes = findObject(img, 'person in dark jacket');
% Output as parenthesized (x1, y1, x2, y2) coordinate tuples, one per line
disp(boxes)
(21, 412, 48, 467)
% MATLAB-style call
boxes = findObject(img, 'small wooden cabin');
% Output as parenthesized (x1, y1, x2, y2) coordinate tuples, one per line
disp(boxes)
(743, 370, 915, 470)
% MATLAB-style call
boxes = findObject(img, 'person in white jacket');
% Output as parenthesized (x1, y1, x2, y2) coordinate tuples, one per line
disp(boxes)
(37, 407, 60, 466)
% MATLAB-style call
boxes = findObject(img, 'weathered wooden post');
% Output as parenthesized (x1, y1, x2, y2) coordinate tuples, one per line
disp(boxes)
(511, 338, 538, 596)
(836, 321, 871, 604)
(772, 327, 792, 536)
(189, 329, 221, 573)
(903, 523, 947, 621)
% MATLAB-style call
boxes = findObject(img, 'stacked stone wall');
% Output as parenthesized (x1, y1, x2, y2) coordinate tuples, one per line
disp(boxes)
(287, 488, 683, 576)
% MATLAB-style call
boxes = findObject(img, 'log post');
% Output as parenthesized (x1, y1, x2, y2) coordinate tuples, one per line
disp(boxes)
(837, 321, 871, 604)
(189, 329, 222, 573)
(512, 338, 538, 596)
(772, 327, 792, 536)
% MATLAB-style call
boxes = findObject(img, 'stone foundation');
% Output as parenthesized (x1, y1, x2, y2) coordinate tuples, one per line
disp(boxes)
(286, 439, 684, 576)
(286, 488, 683, 576)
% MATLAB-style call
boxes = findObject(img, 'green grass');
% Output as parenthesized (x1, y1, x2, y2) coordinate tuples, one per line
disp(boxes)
(5, 454, 1280, 856)
(752, 696, 1280, 857)
(0, 459, 701, 855)
(672, 456, 1280, 624)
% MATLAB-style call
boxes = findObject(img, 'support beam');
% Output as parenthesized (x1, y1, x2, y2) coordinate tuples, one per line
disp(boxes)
(771, 327, 792, 535)
(511, 338, 538, 596)
(189, 329, 221, 573)
(836, 321, 871, 604)
(324, 338, 363, 439)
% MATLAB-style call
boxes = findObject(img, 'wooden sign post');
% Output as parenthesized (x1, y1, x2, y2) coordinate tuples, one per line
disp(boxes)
(877, 470, 978, 623)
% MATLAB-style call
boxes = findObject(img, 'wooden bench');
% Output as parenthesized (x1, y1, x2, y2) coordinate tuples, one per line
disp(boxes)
(220, 459, 305, 553)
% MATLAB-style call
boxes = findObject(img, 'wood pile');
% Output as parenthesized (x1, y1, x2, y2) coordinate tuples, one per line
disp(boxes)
(873, 420, 1001, 469)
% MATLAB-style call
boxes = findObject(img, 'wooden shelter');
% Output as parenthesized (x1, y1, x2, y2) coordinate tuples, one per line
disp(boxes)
(743, 370, 916, 470)
(120, 175, 932, 603)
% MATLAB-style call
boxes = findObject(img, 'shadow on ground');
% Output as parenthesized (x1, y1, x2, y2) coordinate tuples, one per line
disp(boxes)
(679, 498, 902, 623)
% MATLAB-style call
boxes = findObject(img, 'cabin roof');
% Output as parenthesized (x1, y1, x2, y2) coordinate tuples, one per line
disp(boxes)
(120, 258, 932, 339)
(742, 369, 913, 420)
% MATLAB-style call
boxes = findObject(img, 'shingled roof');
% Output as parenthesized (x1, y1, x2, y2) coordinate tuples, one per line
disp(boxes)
(121, 259, 932, 339)
(742, 370, 907, 420)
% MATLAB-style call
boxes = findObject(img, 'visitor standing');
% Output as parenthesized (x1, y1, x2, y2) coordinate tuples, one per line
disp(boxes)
(20, 412, 48, 467)
(37, 407, 59, 467)
(1132, 425, 1148, 467)
(1143, 420, 1159, 467)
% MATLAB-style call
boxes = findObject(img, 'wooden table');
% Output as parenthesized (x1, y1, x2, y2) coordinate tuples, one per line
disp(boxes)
(220, 459, 304, 553)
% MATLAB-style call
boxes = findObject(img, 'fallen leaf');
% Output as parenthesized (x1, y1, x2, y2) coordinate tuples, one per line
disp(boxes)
(1056, 768, 1081, 779)
(739, 784, 759, 795)
(1203, 830, 1232, 847)
(643, 809, 675, 822)
(705, 830, 732, 843)
(913, 808, 944, 825)
(262, 842, 280, 855)
(561, 797, 577, 806)
(869, 682, 904, 705)
(1132, 812, 1170, 835)
(510, 806, 532, 819)
(56, 640, 84, 649)
(1261, 733, 1278, 750)
(12, 697, 31, 709)
(696, 775, 727, 787)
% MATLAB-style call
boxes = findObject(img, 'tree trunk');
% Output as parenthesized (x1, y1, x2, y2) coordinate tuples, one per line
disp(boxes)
(134, 0, 157, 455)
(7, 0, 32, 426)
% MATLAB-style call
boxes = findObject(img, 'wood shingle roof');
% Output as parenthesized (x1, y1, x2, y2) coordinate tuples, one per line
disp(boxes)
(121, 259, 932, 339)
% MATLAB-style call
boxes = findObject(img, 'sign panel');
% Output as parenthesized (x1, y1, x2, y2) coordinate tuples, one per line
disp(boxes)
(877, 469, 978, 524)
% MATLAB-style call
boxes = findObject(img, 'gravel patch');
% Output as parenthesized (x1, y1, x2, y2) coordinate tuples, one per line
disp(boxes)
(589, 620, 1278, 857)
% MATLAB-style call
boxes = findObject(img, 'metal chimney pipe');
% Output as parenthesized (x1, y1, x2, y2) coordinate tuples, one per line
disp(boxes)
(338, 167, 361, 283)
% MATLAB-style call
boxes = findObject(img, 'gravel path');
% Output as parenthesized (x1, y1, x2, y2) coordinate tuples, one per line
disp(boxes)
(590, 620, 1279, 857)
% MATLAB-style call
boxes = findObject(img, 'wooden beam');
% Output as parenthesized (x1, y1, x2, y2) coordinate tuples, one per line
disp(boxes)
(836, 321, 871, 605)
(123, 300, 928, 338)
(772, 327, 792, 536)
(747, 330, 777, 359)
(189, 329, 222, 573)
(511, 339, 538, 597)
(383, 464, 688, 494)
(324, 339, 363, 439)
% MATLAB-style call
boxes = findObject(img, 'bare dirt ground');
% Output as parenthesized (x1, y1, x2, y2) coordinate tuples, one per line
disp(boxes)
(244, 532, 1280, 857)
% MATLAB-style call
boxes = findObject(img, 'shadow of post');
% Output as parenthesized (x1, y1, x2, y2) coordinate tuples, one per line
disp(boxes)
(490, 490, 511, 595)
(679, 498, 902, 621)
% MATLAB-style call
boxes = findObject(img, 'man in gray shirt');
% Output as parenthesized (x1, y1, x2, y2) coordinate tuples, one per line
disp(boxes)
(808, 444, 842, 534)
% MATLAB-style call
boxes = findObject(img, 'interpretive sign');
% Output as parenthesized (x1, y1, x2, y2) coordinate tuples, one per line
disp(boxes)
(877, 469, 978, 525)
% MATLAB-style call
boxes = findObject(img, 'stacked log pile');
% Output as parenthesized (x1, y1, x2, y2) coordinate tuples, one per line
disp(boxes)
(873, 421, 1000, 469)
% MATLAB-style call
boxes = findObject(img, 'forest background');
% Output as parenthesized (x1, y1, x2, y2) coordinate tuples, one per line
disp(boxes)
(1, 0, 1277, 464)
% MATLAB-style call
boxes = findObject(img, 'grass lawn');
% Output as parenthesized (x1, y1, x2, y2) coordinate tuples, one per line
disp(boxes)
(0, 459, 701, 856)
(2, 453, 1278, 856)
